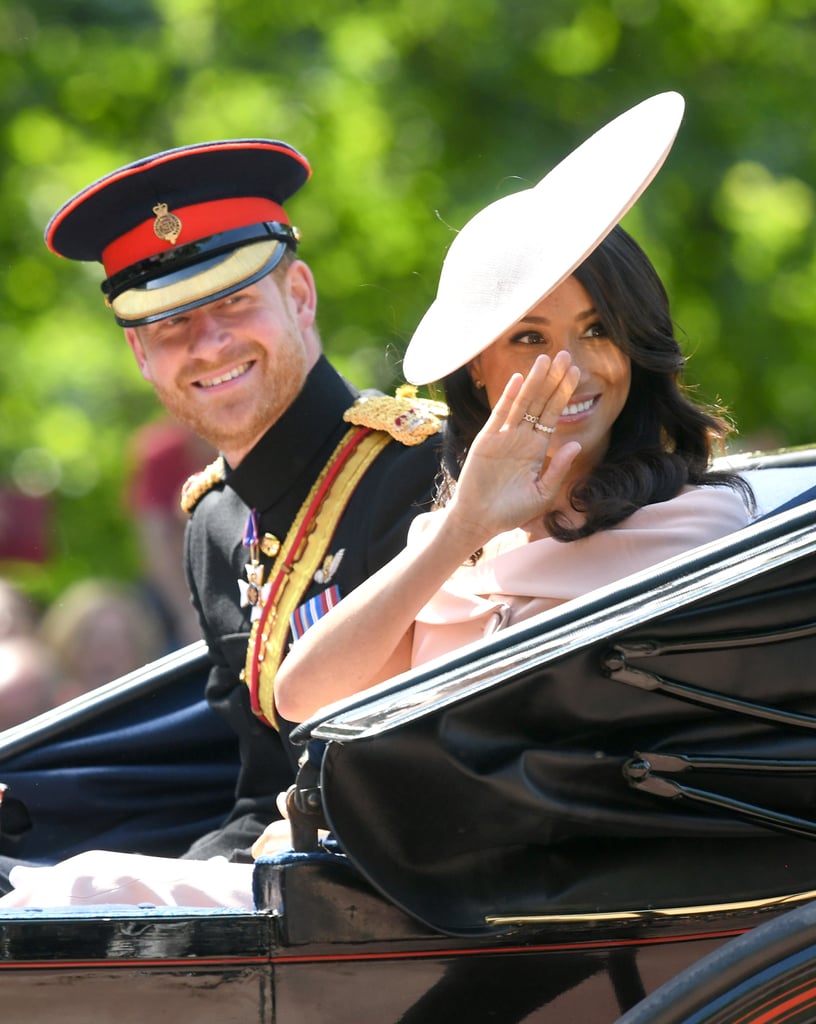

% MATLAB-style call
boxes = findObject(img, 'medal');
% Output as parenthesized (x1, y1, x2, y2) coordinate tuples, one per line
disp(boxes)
(238, 510, 272, 620)
(260, 533, 281, 558)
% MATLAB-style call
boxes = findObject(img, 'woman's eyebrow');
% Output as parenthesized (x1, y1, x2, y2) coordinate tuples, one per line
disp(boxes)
(519, 306, 598, 327)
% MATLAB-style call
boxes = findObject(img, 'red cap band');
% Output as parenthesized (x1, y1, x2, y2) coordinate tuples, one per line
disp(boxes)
(101, 196, 289, 276)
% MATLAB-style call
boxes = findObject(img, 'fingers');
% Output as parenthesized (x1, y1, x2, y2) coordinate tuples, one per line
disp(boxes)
(250, 788, 294, 857)
(483, 371, 524, 432)
(499, 352, 579, 433)
(276, 787, 293, 820)
(251, 818, 292, 859)
(541, 440, 582, 487)
(525, 351, 580, 424)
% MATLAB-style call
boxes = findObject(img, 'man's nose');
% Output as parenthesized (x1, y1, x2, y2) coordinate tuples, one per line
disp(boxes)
(188, 312, 232, 355)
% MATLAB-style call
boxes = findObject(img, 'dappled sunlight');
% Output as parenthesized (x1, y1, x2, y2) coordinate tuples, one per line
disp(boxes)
(716, 161, 815, 281)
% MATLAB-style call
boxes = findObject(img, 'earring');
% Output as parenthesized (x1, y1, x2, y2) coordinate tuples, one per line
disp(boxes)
(473, 378, 484, 389)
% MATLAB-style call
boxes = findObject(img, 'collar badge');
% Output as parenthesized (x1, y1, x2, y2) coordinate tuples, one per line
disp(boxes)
(315, 548, 345, 585)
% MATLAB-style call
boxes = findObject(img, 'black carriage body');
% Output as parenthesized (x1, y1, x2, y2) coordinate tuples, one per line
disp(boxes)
(2, 450, 816, 1023)
(0, 860, 775, 1024)
(309, 493, 816, 935)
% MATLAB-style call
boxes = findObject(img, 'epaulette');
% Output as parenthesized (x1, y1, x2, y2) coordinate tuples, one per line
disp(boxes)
(180, 455, 226, 515)
(343, 385, 448, 446)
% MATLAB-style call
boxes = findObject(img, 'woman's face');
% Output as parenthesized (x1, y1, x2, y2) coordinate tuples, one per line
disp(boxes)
(468, 275, 631, 475)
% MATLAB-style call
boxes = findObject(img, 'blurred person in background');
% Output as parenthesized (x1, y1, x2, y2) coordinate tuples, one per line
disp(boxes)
(38, 578, 167, 704)
(0, 581, 61, 730)
(0, 580, 40, 640)
(0, 636, 61, 730)
(126, 419, 215, 650)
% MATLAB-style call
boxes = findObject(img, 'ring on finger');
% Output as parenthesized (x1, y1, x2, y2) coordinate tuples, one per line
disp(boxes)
(522, 412, 539, 425)
(534, 422, 556, 434)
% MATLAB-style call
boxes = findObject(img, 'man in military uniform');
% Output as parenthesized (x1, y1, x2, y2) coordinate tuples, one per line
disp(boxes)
(40, 139, 443, 863)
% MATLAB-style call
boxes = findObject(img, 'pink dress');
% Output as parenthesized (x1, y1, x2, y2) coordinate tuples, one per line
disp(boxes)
(0, 485, 750, 911)
(410, 486, 750, 666)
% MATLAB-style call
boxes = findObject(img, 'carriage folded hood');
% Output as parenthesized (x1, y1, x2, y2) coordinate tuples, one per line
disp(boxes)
(305, 500, 816, 935)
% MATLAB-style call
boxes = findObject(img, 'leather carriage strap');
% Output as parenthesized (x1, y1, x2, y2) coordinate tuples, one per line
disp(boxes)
(243, 426, 392, 727)
(605, 624, 816, 731)
(607, 661, 816, 731)
(608, 617, 816, 657)
(624, 752, 816, 841)
(608, 624, 816, 841)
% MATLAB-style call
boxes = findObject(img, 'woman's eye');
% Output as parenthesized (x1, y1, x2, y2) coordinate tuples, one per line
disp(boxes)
(584, 321, 608, 339)
(511, 331, 545, 346)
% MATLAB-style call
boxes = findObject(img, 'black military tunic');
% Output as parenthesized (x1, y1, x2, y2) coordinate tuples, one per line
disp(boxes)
(181, 356, 441, 861)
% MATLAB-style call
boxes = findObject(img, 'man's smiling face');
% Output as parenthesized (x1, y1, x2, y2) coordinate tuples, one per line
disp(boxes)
(125, 261, 320, 467)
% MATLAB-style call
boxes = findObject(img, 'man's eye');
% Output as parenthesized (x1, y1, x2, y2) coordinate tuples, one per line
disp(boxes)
(161, 314, 188, 328)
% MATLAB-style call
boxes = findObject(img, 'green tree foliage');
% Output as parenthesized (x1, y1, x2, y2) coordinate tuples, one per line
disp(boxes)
(2, 0, 815, 601)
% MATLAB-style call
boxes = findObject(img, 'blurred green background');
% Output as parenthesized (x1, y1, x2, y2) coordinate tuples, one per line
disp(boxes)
(2, 0, 815, 606)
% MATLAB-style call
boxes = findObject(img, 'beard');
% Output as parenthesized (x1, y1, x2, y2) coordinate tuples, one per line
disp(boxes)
(151, 333, 310, 465)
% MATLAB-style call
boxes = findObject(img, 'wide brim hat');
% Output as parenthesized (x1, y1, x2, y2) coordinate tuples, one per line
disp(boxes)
(403, 91, 685, 386)
(45, 139, 311, 326)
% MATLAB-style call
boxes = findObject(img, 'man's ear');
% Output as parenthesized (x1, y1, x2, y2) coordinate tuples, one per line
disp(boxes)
(124, 327, 153, 383)
(284, 260, 318, 331)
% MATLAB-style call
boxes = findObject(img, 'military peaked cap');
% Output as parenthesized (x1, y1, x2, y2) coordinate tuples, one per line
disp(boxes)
(45, 139, 311, 326)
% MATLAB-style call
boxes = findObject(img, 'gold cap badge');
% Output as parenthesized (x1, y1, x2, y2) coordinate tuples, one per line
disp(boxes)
(153, 202, 183, 245)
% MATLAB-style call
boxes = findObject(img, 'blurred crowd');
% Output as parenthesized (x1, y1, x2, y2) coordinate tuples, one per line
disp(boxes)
(0, 420, 214, 731)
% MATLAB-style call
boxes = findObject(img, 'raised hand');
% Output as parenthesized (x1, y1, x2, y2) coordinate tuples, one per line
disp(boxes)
(447, 351, 582, 545)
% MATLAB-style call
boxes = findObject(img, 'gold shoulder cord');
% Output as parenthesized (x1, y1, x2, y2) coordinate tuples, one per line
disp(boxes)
(180, 456, 226, 514)
(244, 426, 393, 727)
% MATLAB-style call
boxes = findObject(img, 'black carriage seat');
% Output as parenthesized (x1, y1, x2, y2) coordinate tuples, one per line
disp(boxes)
(283, 469, 816, 935)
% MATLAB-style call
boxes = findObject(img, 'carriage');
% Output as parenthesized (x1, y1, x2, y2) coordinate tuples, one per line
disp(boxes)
(2, 447, 816, 1023)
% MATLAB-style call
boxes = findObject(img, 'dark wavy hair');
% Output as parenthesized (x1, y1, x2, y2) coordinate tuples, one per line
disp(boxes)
(436, 225, 752, 541)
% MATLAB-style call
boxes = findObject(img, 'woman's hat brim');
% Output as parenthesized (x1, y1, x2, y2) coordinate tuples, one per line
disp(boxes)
(403, 91, 685, 386)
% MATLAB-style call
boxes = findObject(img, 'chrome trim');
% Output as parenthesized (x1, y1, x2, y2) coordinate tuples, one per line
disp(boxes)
(485, 889, 816, 926)
(306, 506, 816, 743)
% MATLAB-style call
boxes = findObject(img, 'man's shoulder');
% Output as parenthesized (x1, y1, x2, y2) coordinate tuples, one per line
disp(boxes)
(340, 426, 441, 548)
(180, 455, 227, 515)
(343, 387, 448, 448)
(342, 386, 446, 494)
(359, 418, 443, 488)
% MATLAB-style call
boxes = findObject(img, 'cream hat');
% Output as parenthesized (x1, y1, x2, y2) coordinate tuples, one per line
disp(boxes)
(403, 91, 685, 385)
